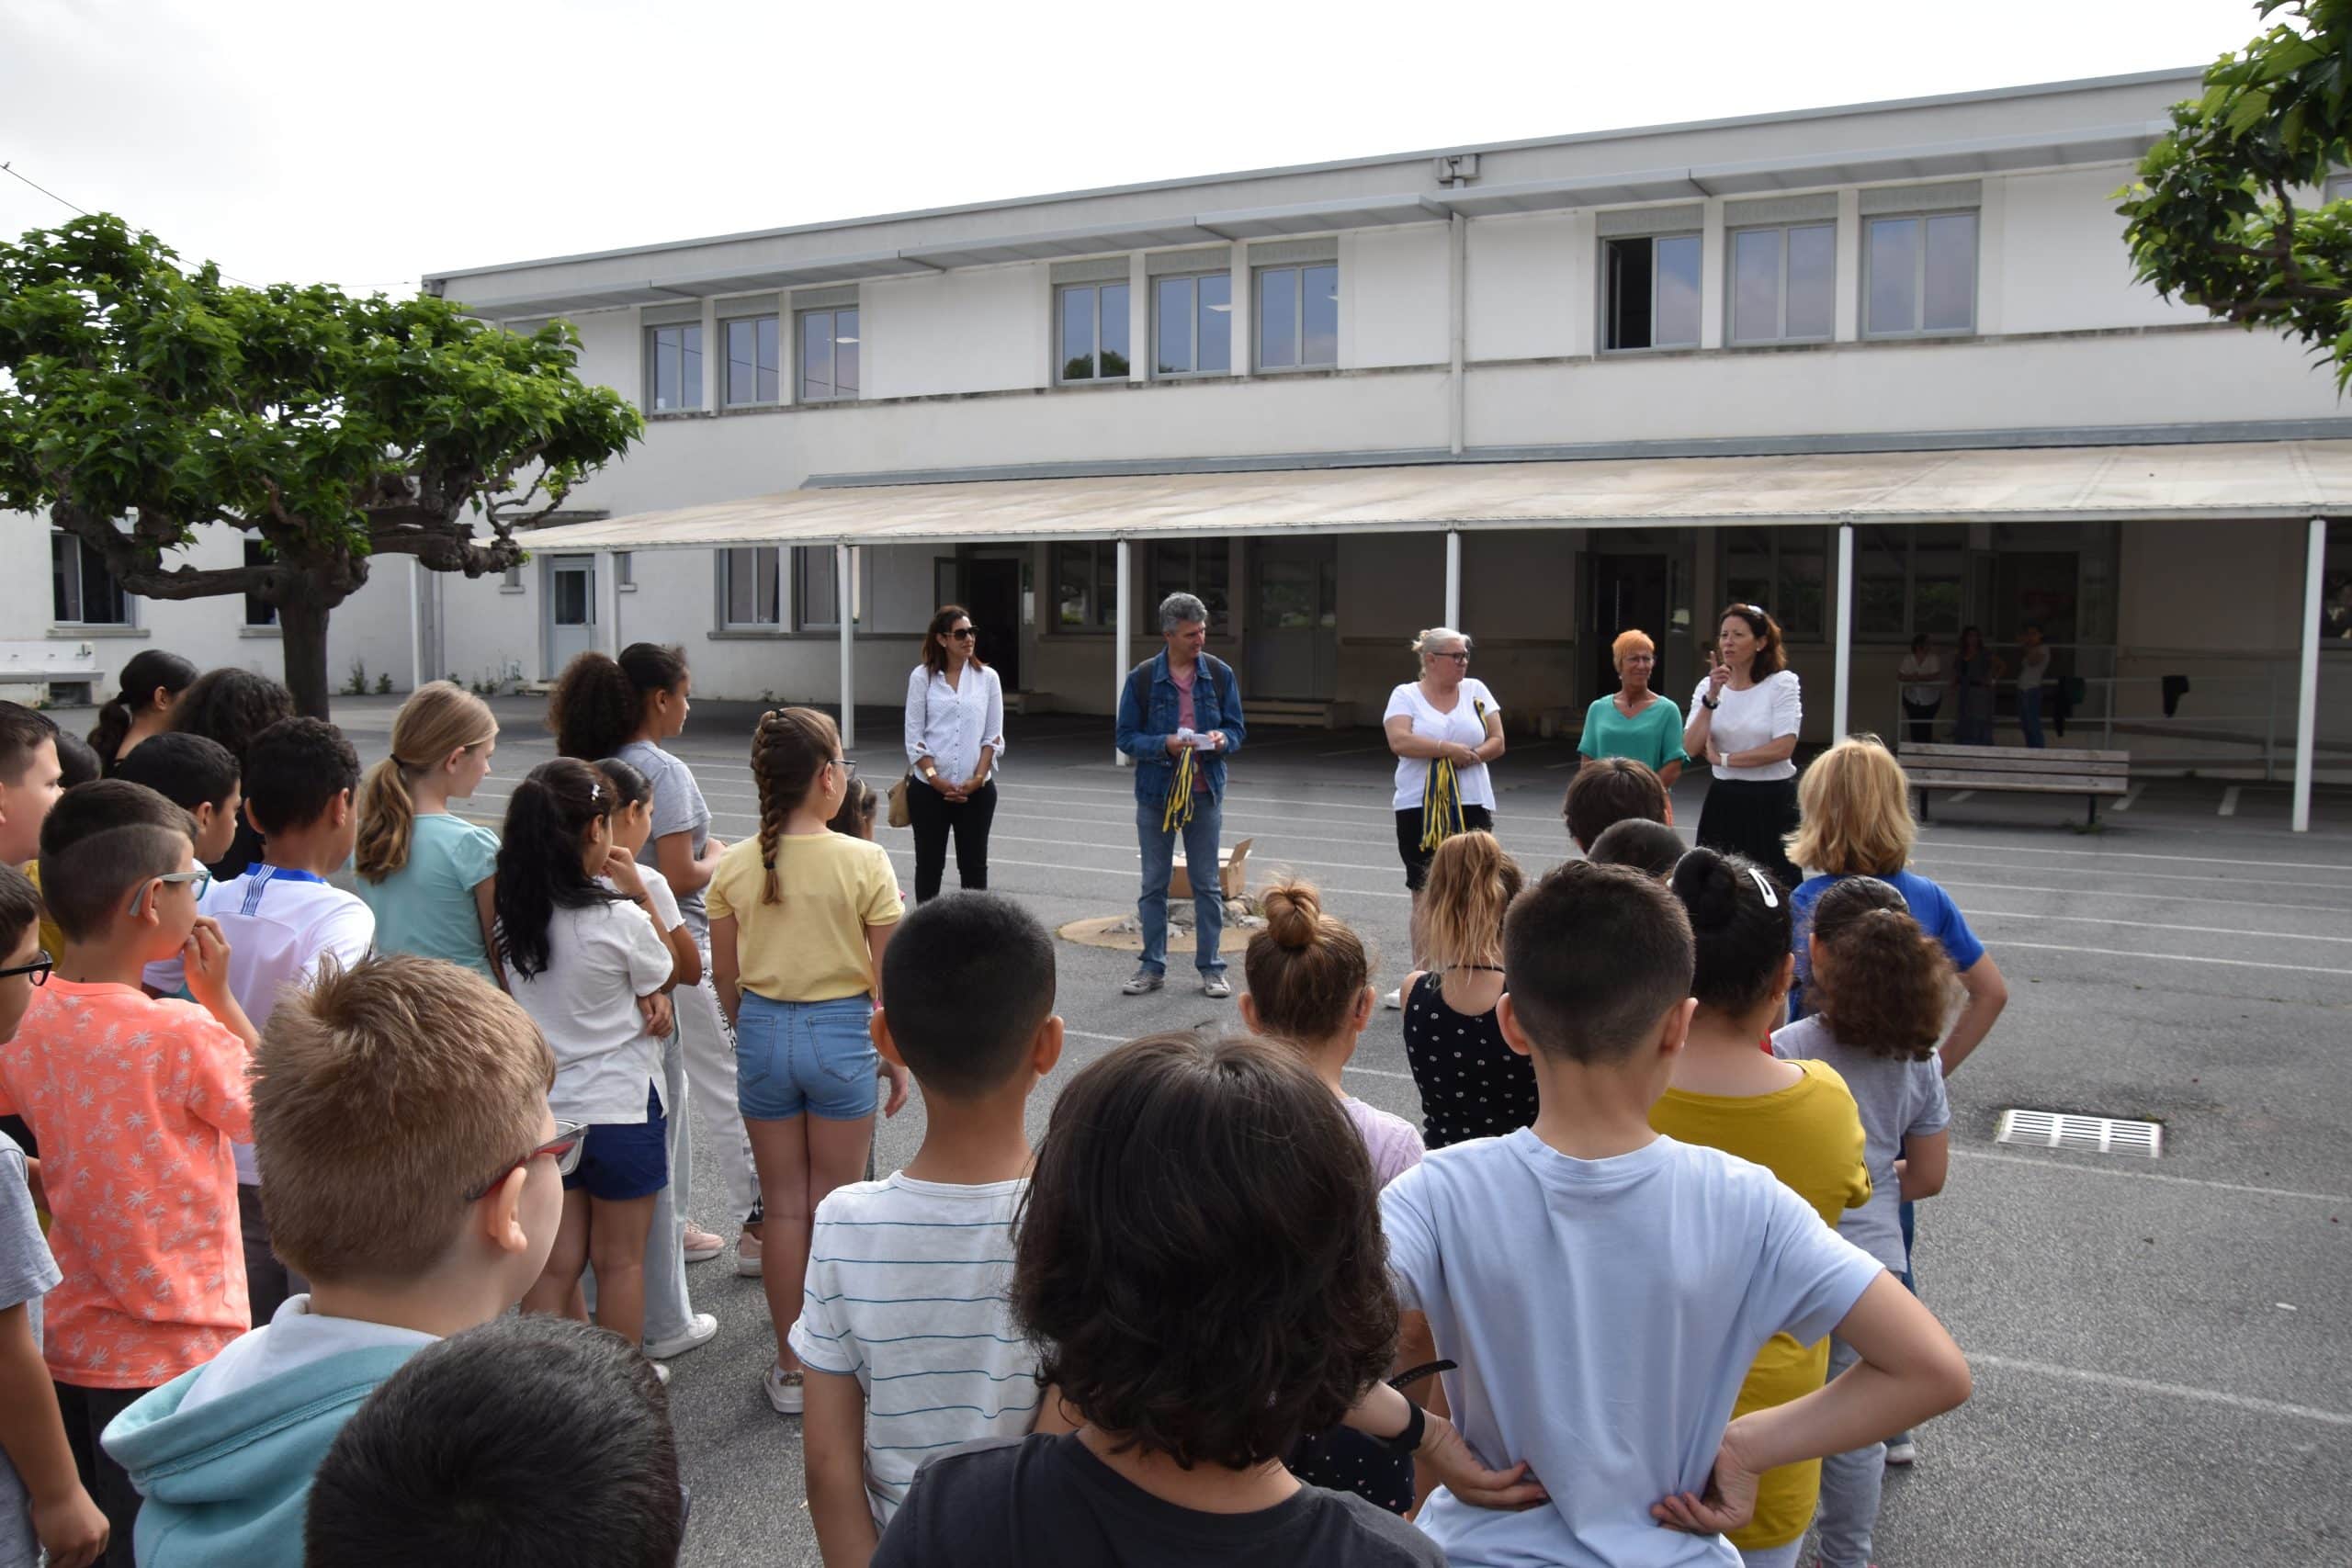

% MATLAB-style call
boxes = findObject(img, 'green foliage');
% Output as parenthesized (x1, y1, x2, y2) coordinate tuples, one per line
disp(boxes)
(2119, 1, 2352, 386)
(343, 658, 369, 696)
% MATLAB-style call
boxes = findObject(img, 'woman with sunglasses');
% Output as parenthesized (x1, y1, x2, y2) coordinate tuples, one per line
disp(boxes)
(1684, 603, 1805, 890)
(902, 605, 1005, 904)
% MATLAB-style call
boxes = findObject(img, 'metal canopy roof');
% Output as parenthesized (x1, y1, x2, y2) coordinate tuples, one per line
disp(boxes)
(514, 439, 2351, 554)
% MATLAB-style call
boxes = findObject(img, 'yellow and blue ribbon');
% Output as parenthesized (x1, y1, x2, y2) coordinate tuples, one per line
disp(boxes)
(1419, 699, 1487, 853)
(1160, 741, 1199, 834)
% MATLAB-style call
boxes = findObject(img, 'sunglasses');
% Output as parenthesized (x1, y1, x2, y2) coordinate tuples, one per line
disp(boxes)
(0, 951, 51, 987)
(130, 868, 211, 918)
(947, 626, 977, 640)
(465, 1119, 586, 1203)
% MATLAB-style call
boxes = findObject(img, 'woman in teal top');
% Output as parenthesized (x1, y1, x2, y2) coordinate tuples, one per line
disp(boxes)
(1577, 628, 1687, 789)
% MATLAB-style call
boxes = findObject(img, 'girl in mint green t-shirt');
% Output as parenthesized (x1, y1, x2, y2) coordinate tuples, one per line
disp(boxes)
(356, 682, 503, 979)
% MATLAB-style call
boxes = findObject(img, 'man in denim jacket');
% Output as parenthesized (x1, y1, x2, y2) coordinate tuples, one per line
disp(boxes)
(1114, 592, 1247, 997)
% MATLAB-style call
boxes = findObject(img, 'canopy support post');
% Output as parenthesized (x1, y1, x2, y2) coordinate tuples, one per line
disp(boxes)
(837, 542, 855, 751)
(1833, 523, 1853, 741)
(1115, 539, 1134, 768)
(2295, 515, 2325, 832)
(1444, 530, 1462, 631)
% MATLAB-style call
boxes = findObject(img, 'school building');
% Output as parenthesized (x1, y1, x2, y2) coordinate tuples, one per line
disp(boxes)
(12, 66, 2352, 823)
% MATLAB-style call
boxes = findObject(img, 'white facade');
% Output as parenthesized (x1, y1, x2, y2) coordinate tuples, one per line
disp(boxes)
(15, 67, 2348, 775)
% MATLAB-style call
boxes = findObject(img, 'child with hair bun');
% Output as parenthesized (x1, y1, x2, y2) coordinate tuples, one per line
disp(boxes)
(355, 682, 502, 979)
(1773, 875, 1958, 1568)
(1650, 847, 1871, 1568)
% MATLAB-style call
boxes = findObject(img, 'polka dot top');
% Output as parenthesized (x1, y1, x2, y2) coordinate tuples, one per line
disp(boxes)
(1402, 970, 1541, 1149)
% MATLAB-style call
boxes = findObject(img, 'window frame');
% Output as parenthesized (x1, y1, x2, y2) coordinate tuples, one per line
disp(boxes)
(242, 540, 277, 627)
(644, 321, 705, 412)
(1719, 527, 1831, 644)
(722, 313, 782, 407)
(1151, 270, 1235, 380)
(50, 530, 134, 627)
(1253, 262, 1340, 372)
(1056, 280, 1132, 384)
(1601, 232, 1704, 354)
(1725, 221, 1837, 346)
(1145, 537, 1231, 635)
(1048, 541, 1120, 632)
(1861, 209, 1980, 340)
(795, 545, 860, 632)
(1851, 524, 1968, 644)
(797, 307, 861, 403)
(718, 545, 783, 630)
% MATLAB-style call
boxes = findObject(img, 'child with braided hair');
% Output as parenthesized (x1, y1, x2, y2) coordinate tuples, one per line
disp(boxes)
(707, 708, 908, 1416)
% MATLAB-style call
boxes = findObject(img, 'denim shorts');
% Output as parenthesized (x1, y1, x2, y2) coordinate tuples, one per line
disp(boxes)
(563, 1083, 669, 1201)
(735, 992, 878, 1122)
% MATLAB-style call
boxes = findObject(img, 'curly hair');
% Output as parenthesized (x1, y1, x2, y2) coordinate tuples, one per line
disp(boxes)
(752, 707, 838, 904)
(548, 643, 688, 761)
(170, 668, 294, 762)
(1807, 877, 1959, 1060)
(1013, 1033, 1397, 1470)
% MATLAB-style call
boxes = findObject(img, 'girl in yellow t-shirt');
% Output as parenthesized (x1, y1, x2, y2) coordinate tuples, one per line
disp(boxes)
(707, 707, 907, 1418)
(1646, 847, 1870, 1568)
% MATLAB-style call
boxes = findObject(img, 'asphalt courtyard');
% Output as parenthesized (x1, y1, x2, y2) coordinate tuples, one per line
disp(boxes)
(317, 694, 2352, 1567)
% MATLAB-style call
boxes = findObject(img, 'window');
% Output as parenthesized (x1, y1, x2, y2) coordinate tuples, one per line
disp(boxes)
(243, 540, 277, 627)
(1854, 525, 1965, 642)
(646, 322, 703, 412)
(720, 546, 781, 627)
(51, 532, 130, 626)
(1256, 264, 1338, 370)
(1147, 539, 1230, 633)
(798, 309, 860, 401)
(724, 315, 780, 405)
(1153, 273, 1233, 377)
(1605, 234, 1702, 350)
(1057, 283, 1130, 382)
(1729, 224, 1835, 344)
(794, 546, 859, 630)
(1864, 212, 1977, 337)
(1051, 542, 1120, 629)
(1721, 528, 1829, 642)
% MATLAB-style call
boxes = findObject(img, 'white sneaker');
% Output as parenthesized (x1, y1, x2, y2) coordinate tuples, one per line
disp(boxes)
(644, 1312, 718, 1360)
(1383, 987, 1403, 1010)
(764, 1362, 805, 1415)
(1884, 1434, 1918, 1466)
(652, 1360, 672, 1386)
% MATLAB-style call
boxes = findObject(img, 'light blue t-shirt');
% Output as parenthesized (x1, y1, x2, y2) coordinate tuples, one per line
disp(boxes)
(617, 740, 712, 942)
(1380, 1129, 1883, 1568)
(358, 812, 502, 978)
(1, 1130, 61, 1568)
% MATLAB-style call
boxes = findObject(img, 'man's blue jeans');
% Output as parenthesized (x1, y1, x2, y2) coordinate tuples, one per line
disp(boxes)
(1136, 793, 1227, 976)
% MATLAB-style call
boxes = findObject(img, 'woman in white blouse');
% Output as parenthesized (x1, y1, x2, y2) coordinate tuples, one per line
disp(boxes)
(1682, 603, 1804, 889)
(902, 604, 1006, 903)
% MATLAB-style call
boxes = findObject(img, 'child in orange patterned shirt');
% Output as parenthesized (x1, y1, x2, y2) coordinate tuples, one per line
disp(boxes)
(0, 781, 259, 1566)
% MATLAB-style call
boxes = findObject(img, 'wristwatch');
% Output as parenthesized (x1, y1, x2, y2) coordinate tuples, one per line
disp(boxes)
(1378, 1399, 1429, 1457)
(1701, 695, 1721, 710)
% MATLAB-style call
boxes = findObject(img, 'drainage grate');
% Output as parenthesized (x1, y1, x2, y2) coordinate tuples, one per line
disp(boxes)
(1996, 1109, 2163, 1157)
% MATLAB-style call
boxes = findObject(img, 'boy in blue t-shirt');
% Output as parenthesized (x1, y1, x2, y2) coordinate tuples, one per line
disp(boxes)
(1380, 862, 1971, 1568)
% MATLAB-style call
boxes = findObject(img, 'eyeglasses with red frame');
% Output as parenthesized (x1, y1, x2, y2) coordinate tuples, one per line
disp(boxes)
(464, 1119, 585, 1204)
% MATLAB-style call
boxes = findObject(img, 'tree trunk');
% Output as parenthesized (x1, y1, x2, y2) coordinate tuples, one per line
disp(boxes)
(277, 589, 334, 719)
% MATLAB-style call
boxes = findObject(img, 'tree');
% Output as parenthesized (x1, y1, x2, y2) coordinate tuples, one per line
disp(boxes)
(2119, 0, 2352, 387)
(0, 216, 641, 716)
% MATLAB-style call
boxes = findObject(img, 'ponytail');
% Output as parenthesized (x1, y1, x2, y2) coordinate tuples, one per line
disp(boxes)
(1243, 881, 1372, 1045)
(356, 682, 498, 883)
(492, 759, 623, 979)
(750, 707, 839, 905)
(1419, 830, 1522, 971)
(88, 649, 198, 761)
(1808, 877, 1958, 1059)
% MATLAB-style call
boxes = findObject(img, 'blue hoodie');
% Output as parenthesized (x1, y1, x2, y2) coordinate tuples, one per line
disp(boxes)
(103, 1338, 425, 1567)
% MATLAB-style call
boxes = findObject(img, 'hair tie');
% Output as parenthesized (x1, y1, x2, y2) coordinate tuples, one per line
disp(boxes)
(1747, 867, 1780, 908)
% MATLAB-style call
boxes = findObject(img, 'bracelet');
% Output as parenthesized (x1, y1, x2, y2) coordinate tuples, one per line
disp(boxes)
(1378, 1398, 1429, 1457)
(1702, 695, 1720, 710)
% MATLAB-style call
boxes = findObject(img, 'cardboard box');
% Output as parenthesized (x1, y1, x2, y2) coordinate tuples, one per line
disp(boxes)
(1170, 836, 1252, 901)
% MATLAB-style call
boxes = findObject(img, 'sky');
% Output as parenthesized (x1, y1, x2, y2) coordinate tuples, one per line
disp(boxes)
(0, 0, 2264, 297)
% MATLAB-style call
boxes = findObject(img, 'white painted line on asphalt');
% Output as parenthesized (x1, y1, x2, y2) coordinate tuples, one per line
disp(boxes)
(1945, 790, 1974, 805)
(1970, 1353, 2352, 1429)
(1918, 835, 2352, 874)
(1918, 852, 2352, 896)
(1928, 879, 2352, 917)
(2110, 781, 2146, 812)
(1953, 1147, 2347, 1203)
(1062, 1026, 1414, 1079)
(2220, 785, 2242, 818)
(1967, 908, 2352, 944)
(1993, 941, 2352, 977)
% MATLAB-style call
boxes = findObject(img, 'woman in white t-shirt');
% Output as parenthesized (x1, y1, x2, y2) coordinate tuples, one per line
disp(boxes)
(1683, 603, 1804, 889)
(1383, 627, 1505, 897)
(1897, 635, 1942, 747)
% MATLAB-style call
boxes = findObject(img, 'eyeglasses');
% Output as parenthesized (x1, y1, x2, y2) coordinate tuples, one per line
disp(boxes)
(0, 951, 51, 987)
(947, 627, 977, 640)
(831, 758, 859, 781)
(1431, 650, 1471, 663)
(464, 1119, 586, 1203)
(130, 868, 211, 918)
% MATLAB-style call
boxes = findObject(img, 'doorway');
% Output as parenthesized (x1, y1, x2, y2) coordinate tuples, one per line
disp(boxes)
(1588, 552, 1670, 701)
(964, 557, 1023, 693)
(1247, 537, 1338, 699)
(545, 555, 595, 674)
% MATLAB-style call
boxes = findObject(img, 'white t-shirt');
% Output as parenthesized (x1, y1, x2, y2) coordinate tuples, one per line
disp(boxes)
(1897, 652, 1942, 706)
(175, 1293, 437, 1414)
(145, 865, 376, 1185)
(636, 865, 684, 938)
(1688, 671, 1802, 782)
(788, 1173, 1039, 1529)
(503, 893, 676, 1125)
(2018, 645, 2051, 688)
(1381, 1129, 1883, 1568)
(1385, 678, 1502, 810)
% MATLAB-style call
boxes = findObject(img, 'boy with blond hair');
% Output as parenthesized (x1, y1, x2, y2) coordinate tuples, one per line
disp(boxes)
(104, 953, 568, 1568)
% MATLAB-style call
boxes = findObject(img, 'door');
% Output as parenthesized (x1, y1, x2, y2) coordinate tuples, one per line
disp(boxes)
(546, 555, 595, 672)
(1588, 552, 1670, 701)
(964, 557, 1023, 693)
(1247, 537, 1338, 699)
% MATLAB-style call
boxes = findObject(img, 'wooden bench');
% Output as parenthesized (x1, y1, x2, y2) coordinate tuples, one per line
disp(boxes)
(1900, 742, 2131, 827)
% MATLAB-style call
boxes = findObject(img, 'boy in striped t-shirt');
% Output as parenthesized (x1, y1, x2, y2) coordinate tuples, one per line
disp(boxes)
(791, 893, 1075, 1562)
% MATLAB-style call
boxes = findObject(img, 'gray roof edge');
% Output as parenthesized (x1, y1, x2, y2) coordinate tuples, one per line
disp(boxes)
(424, 66, 2203, 286)
(800, 417, 2352, 490)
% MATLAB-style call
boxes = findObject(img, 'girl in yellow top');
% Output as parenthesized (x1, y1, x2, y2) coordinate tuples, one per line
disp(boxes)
(707, 707, 908, 1417)
(1646, 846, 1870, 1568)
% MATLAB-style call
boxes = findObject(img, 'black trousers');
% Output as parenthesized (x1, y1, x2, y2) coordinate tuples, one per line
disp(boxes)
(1695, 774, 1803, 893)
(1395, 804, 1495, 892)
(906, 777, 998, 903)
(56, 1381, 144, 1567)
